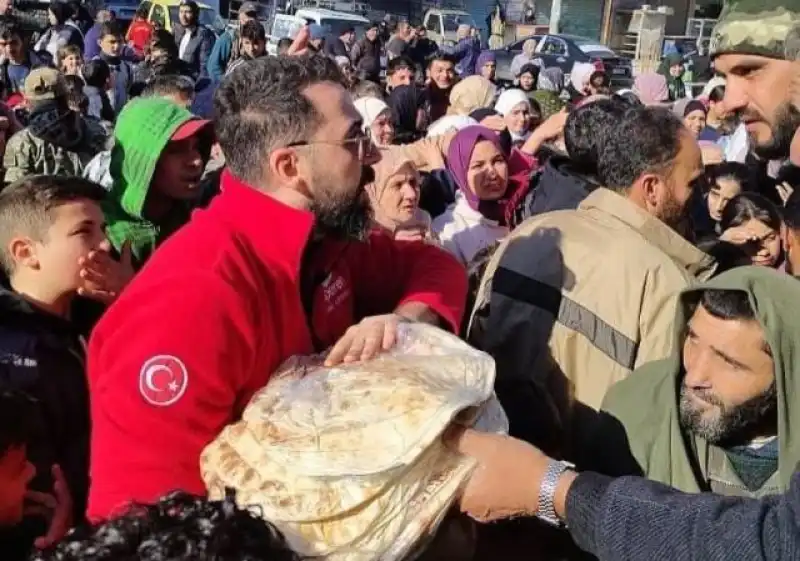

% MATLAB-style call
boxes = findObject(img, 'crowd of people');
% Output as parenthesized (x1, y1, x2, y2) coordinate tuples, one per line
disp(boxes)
(0, 0, 798, 559)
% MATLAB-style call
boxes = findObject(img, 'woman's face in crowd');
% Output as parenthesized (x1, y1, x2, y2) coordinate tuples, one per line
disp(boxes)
(707, 177, 742, 221)
(669, 63, 683, 77)
(504, 102, 532, 135)
(726, 218, 782, 267)
(518, 71, 535, 91)
(467, 140, 508, 200)
(378, 164, 420, 223)
(684, 109, 706, 136)
(370, 110, 394, 147)
(62, 53, 83, 75)
(480, 61, 496, 82)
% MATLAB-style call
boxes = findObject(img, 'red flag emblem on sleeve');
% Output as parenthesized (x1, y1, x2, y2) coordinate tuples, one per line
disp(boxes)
(139, 355, 189, 407)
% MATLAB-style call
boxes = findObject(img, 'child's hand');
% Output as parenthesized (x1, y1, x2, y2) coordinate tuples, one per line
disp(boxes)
(77, 240, 135, 304)
(26, 465, 73, 549)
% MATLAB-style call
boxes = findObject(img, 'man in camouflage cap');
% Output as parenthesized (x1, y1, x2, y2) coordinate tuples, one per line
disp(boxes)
(711, 0, 800, 160)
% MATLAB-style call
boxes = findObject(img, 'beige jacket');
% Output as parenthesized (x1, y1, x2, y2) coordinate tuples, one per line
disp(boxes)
(468, 188, 715, 458)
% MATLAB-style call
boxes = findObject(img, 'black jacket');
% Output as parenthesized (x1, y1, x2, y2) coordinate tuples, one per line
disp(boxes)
(173, 24, 216, 77)
(324, 36, 348, 58)
(0, 289, 90, 530)
(350, 37, 381, 81)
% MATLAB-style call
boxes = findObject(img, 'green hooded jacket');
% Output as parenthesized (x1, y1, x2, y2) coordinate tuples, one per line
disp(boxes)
(595, 267, 800, 494)
(104, 97, 209, 269)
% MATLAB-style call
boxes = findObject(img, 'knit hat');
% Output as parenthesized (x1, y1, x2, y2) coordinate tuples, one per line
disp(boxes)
(353, 96, 390, 131)
(672, 98, 707, 118)
(106, 97, 212, 266)
(709, 0, 800, 59)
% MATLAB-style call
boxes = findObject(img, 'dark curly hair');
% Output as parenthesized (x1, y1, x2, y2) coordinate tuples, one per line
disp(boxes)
(29, 490, 299, 561)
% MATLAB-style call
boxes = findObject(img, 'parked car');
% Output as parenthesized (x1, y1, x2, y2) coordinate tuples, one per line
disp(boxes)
(266, 8, 369, 55)
(493, 33, 633, 88)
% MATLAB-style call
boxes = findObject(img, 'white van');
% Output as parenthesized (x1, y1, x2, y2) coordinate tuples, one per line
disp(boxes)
(267, 8, 370, 55)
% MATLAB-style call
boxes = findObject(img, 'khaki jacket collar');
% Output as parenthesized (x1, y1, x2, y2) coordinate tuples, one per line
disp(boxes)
(579, 188, 716, 280)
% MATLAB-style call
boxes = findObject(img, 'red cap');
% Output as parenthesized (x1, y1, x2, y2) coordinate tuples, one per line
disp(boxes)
(171, 118, 212, 141)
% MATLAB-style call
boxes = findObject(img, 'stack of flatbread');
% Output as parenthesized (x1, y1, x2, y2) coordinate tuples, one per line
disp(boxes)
(201, 322, 507, 561)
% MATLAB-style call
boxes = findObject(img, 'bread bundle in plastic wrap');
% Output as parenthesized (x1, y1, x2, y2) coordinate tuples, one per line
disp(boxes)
(201, 322, 507, 561)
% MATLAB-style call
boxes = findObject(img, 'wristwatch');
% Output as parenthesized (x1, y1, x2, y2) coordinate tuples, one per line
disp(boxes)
(537, 459, 574, 527)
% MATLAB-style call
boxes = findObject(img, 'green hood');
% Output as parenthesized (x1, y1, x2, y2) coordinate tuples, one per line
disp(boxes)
(600, 266, 800, 492)
(104, 97, 206, 267)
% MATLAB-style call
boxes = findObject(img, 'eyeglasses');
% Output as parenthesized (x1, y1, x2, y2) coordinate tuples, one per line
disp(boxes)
(286, 134, 375, 161)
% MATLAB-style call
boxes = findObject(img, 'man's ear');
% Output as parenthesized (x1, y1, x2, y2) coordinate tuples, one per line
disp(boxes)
(8, 236, 39, 271)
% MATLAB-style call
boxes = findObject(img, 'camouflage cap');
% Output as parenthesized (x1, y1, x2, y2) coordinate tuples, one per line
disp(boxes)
(23, 67, 67, 103)
(710, 0, 800, 59)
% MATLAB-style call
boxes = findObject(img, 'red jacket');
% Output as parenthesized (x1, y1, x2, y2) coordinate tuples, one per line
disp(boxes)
(86, 171, 467, 520)
(126, 17, 153, 55)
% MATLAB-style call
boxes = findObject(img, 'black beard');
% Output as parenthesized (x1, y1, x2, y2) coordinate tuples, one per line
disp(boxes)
(751, 103, 800, 161)
(679, 381, 778, 447)
(310, 166, 375, 241)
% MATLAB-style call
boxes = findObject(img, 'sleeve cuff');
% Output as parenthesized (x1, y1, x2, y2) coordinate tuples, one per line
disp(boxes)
(564, 471, 614, 555)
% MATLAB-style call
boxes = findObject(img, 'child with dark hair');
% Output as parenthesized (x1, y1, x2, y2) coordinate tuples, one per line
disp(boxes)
(719, 192, 784, 269)
(225, 20, 266, 76)
(29, 490, 300, 561)
(0, 176, 116, 557)
(82, 59, 115, 123)
(125, 4, 154, 56)
(93, 22, 132, 114)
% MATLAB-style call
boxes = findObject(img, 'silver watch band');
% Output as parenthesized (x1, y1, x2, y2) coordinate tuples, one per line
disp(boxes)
(537, 459, 573, 527)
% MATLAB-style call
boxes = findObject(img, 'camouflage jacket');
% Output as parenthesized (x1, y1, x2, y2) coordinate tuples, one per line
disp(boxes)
(2, 116, 108, 184)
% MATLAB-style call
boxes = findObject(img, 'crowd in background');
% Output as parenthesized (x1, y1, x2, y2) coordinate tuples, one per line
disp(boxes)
(0, 0, 797, 560)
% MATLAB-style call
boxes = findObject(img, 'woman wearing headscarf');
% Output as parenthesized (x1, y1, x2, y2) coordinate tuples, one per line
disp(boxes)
(515, 63, 540, 94)
(475, 51, 497, 83)
(495, 88, 539, 146)
(354, 96, 395, 147)
(658, 52, 687, 100)
(510, 39, 542, 79)
(673, 98, 707, 138)
(433, 125, 533, 266)
(445, 75, 496, 118)
(387, 85, 426, 144)
(632, 72, 669, 105)
(366, 150, 433, 241)
(566, 61, 594, 101)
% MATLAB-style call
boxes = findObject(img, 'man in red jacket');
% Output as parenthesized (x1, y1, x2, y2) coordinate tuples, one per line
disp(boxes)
(86, 55, 468, 520)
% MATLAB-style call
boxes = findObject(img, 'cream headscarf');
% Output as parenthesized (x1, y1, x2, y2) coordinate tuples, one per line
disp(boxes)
(447, 76, 497, 117)
(354, 97, 391, 131)
(367, 149, 431, 236)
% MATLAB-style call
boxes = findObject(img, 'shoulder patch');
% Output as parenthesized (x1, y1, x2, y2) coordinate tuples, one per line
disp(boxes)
(139, 355, 189, 407)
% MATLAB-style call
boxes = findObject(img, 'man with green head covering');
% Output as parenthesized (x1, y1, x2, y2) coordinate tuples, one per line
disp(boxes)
(589, 268, 800, 499)
(103, 97, 213, 270)
(711, 0, 800, 161)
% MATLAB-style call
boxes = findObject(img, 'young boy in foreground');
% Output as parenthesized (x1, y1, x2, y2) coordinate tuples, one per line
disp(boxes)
(0, 176, 108, 555)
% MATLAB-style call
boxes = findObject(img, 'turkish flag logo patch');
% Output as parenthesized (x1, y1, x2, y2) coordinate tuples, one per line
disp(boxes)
(139, 355, 189, 407)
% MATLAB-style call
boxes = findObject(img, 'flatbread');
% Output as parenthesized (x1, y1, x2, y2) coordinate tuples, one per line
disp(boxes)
(201, 322, 507, 561)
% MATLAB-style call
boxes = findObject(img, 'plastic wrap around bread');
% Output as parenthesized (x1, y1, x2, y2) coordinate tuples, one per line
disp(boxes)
(201, 322, 508, 561)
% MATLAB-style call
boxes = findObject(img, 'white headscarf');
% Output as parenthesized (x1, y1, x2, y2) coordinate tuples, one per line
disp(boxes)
(570, 62, 595, 92)
(426, 115, 477, 138)
(353, 97, 390, 131)
(494, 89, 530, 117)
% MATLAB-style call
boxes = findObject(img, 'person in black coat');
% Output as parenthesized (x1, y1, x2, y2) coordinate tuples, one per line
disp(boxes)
(172, 0, 215, 77)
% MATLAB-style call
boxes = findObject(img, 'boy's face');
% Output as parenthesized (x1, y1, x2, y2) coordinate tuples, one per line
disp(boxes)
(241, 37, 265, 58)
(0, 446, 35, 526)
(13, 200, 108, 292)
(99, 33, 121, 56)
(152, 135, 206, 201)
(0, 34, 22, 59)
